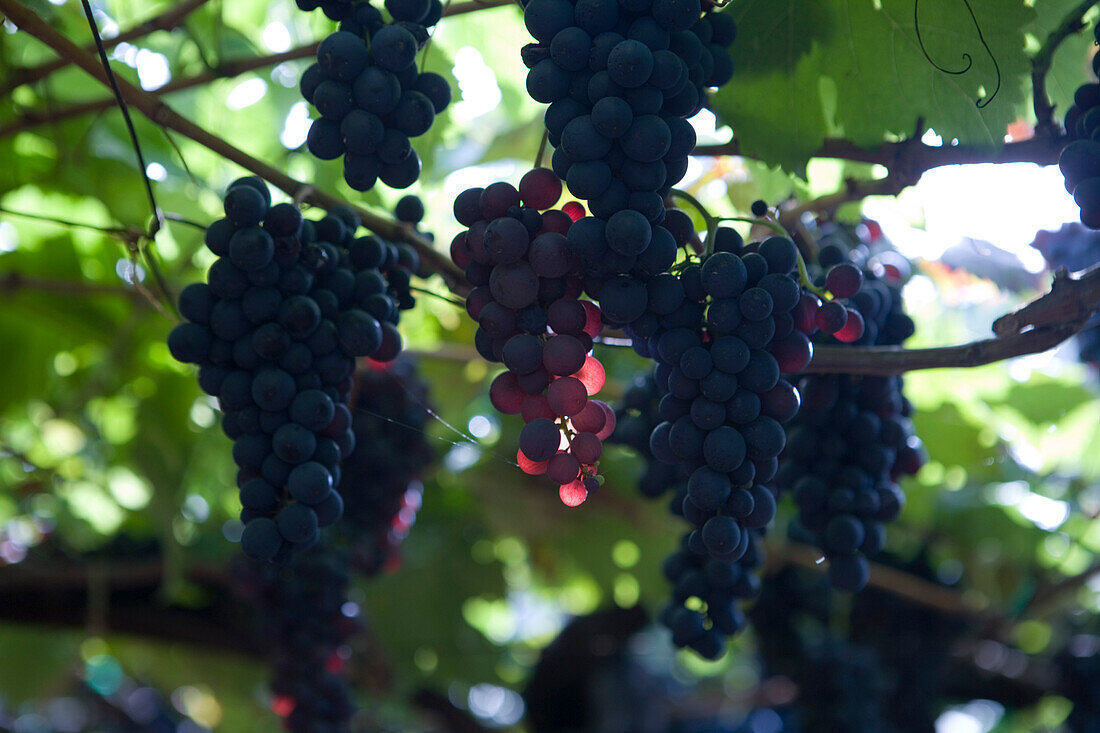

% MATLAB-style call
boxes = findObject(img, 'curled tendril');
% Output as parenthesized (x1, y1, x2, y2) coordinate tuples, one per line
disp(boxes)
(914, 0, 1001, 108)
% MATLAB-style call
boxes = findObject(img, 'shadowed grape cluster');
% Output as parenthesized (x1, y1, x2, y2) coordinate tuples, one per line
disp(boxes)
(298, 0, 451, 190)
(167, 177, 417, 561)
(1059, 22, 1100, 228)
(233, 544, 359, 732)
(521, 0, 736, 331)
(778, 228, 925, 591)
(337, 357, 433, 575)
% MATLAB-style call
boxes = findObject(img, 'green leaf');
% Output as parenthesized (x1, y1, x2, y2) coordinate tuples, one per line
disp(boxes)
(824, 0, 1035, 149)
(711, 1, 834, 176)
(989, 378, 1097, 425)
(715, 0, 1035, 174)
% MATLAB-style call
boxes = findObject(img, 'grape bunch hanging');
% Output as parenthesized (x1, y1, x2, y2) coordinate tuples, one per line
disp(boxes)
(778, 226, 925, 591)
(233, 544, 359, 731)
(1058, 18, 1100, 227)
(522, 0, 736, 332)
(298, 0, 451, 190)
(452, 169, 616, 505)
(167, 177, 418, 561)
(337, 357, 433, 575)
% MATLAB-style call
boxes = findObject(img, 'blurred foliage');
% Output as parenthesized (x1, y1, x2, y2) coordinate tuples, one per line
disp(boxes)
(0, 0, 1098, 731)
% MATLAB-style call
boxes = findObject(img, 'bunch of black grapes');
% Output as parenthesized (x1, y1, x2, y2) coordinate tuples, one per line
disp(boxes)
(233, 544, 359, 732)
(750, 567, 892, 733)
(299, 0, 451, 190)
(337, 356, 434, 575)
(848, 554, 971, 733)
(778, 237, 924, 591)
(167, 177, 417, 561)
(609, 371, 690, 499)
(1058, 19, 1100, 227)
(1031, 222, 1100, 368)
(633, 234, 816, 658)
(521, 0, 736, 332)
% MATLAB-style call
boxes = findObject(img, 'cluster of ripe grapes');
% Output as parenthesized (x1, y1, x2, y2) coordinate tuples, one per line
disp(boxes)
(609, 372, 767, 658)
(233, 545, 359, 732)
(625, 233, 812, 656)
(609, 372, 689, 498)
(452, 169, 616, 505)
(522, 0, 736, 335)
(523, 0, 733, 220)
(337, 357, 433, 575)
(778, 229, 924, 591)
(297, 0, 451, 190)
(1031, 222, 1100, 369)
(1059, 20, 1100, 228)
(167, 178, 417, 562)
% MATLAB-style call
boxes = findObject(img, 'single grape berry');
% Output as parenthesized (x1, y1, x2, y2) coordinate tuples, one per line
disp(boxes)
(825, 262, 864, 299)
(750, 199, 768, 217)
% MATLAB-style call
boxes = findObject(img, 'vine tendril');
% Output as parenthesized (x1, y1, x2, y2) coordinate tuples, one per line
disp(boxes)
(914, 0, 1001, 108)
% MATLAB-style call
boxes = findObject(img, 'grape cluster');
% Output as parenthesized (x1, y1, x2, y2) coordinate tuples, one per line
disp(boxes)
(233, 544, 359, 732)
(778, 239, 924, 591)
(452, 169, 615, 505)
(337, 357, 433, 575)
(299, 0, 451, 190)
(1058, 21, 1100, 228)
(608, 371, 689, 498)
(522, 0, 735, 327)
(1031, 222, 1100, 368)
(658, 528, 765, 658)
(167, 177, 416, 561)
(296, 0, 355, 18)
(1059, 630, 1100, 732)
(621, 235, 810, 656)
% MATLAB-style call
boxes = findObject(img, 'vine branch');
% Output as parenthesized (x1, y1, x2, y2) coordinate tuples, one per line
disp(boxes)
(1031, 0, 1099, 137)
(0, 0, 210, 96)
(693, 135, 1066, 177)
(0, 0, 467, 293)
(0, 271, 152, 303)
(801, 265, 1100, 375)
(0, 44, 320, 139)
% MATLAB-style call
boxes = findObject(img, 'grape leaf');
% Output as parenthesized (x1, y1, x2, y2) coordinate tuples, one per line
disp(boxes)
(712, 0, 1036, 175)
(824, 0, 1035, 149)
(709, 0, 834, 176)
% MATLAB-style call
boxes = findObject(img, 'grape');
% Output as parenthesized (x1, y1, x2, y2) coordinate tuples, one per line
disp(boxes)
(503, 334, 545, 374)
(252, 369, 297, 411)
(520, 418, 562, 462)
(590, 96, 633, 138)
(287, 462, 334, 504)
(241, 517, 284, 560)
(547, 452, 581, 483)
(547, 375, 588, 415)
(570, 432, 603, 463)
(826, 262, 864, 298)
(167, 322, 211, 364)
(414, 72, 452, 113)
(394, 195, 425, 224)
(317, 31, 369, 81)
(225, 185, 268, 228)
(816, 301, 848, 334)
(607, 39, 655, 87)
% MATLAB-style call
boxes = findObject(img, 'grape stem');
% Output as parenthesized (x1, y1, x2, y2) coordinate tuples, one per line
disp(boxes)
(534, 129, 550, 169)
(668, 189, 719, 255)
(409, 285, 466, 308)
(796, 252, 831, 301)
